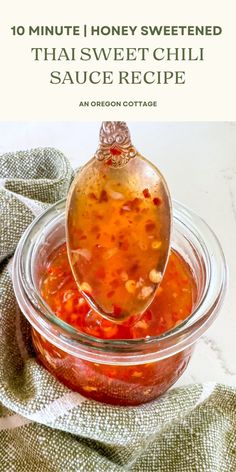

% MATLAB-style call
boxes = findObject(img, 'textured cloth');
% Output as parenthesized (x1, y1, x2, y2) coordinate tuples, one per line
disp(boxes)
(0, 148, 235, 472)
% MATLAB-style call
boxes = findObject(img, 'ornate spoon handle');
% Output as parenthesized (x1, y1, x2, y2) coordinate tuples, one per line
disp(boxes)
(94, 121, 137, 167)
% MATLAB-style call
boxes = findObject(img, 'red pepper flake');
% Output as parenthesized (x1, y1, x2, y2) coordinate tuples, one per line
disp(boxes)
(121, 198, 142, 215)
(113, 305, 122, 316)
(172, 312, 179, 322)
(153, 197, 162, 206)
(132, 198, 142, 212)
(110, 278, 120, 289)
(110, 147, 121, 156)
(88, 192, 97, 200)
(99, 190, 108, 203)
(145, 221, 156, 232)
(143, 309, 153, 322)
(130, 262, 139, 274)
(106, 158, 113, 166)
(79, 235, 87, 240)
(143, 188, 151, 198)
(119, 240, 129, 250)
(107, 290, 115, 298)
(95, 214, 103, 220)
(91, 225, 99, 233)
(95, 267, 106, 279)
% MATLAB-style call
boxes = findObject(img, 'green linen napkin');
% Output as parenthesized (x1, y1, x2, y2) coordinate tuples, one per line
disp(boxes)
(0, 148, 235, 472)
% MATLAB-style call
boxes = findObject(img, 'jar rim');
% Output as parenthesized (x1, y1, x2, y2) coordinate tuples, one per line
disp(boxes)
(13, 198, 227, 364)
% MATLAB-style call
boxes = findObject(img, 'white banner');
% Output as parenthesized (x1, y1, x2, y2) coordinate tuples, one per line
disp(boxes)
(0, 0, 235, 120)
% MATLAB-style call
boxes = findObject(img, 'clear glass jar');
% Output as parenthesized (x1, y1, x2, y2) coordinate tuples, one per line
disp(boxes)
(13, 200, 227, 406)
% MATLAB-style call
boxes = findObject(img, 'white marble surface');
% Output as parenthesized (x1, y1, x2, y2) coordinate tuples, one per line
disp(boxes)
(0, 121, 235, 388)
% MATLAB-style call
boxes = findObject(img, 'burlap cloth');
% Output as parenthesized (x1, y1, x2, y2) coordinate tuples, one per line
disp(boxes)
(0, 148, 235, 472)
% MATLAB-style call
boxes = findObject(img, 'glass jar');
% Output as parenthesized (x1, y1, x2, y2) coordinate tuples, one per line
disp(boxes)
(13, 200, 227, 406)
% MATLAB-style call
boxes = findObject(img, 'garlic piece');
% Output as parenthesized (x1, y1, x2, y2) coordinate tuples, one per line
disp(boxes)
(105, 183, 124, 200)
(72, 248, 91, 261)
(83, 386, 97, 392)
(125, 280, 137, 293)
(149, 269, 162, 284)
(104, 247, 118, 259)
(138, 286, 154, 300)
(151, 240, 162, 250)
(136, 277, 144, 288)
(78, 297, 86, 306)
(132, 371, 143, 378)
(134, 320, 148, 329)
(120, 271, 128, 282)
(108, 189, 124, 200)
(80, 282, 92, 293)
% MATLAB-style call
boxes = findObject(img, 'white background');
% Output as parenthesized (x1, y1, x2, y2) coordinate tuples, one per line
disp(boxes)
(0, 121, 235, 387)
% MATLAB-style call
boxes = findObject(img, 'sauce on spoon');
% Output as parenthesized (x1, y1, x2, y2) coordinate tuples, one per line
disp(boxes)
(66, 121, 171, 322)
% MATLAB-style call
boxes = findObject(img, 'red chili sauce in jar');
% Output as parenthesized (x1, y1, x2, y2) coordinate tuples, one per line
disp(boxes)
(33, 243, 197, 405)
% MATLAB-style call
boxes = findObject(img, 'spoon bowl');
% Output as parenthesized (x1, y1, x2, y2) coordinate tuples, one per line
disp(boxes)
(66, 122, 172, 322)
